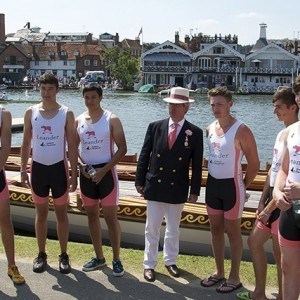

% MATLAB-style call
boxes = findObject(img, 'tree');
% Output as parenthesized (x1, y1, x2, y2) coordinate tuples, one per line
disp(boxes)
(103, 47, 139, 90)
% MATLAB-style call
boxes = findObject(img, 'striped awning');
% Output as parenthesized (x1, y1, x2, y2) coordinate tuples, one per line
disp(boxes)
(144, 53, 191, 62)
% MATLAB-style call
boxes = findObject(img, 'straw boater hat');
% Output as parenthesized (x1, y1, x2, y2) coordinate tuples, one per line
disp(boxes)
(163, 87, 195, 104)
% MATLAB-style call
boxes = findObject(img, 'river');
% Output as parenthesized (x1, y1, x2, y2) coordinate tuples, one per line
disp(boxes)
(2, 89, 283, 168)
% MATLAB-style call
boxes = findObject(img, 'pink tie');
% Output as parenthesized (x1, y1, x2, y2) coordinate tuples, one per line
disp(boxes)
(168, 123, 178, 149)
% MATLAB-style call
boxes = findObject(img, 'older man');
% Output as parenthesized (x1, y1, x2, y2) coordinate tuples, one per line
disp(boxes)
(135, 87, 203, 282)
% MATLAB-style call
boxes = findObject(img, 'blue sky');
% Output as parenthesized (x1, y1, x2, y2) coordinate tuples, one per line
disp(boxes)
(2, 0, 300, 45)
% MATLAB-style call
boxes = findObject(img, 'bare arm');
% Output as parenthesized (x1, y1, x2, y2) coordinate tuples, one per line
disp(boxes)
(66, 110, 78, 192)
(0, 109, 12, 169)
(92, 114, 127, 184)
(273, 129, 291, 211)
(236, 124, 260, 188)
(20, 108, 33, 187)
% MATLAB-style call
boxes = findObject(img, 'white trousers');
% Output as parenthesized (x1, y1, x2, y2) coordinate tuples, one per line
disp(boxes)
(143, 201, 185, 269)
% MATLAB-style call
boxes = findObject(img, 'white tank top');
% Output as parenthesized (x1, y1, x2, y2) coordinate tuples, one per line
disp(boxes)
(269, 130, 284, 187)
(77, 110, 114, 165)
(286, 122, 300, 184)
(207, 120, 244, 179)
(31, 104, 68, 165)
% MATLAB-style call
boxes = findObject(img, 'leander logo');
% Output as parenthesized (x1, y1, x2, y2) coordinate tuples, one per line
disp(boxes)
(293, 145, 300, 156)
(41, 125, 52, 134)
(212, 142, 221, 151)
(86, 131, 96, 139)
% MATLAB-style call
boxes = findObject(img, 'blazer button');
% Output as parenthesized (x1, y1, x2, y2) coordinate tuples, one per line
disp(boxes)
(178, 157, 182, 161)
(171, 182, 174, 185)
(172, 169, 176, 173)
(159, 167, 163, 171)
(157, 154, 161, 157)
(158, 179, 161, 183)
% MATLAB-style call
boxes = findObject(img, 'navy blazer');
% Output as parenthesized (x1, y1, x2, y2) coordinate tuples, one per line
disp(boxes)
(135, 118, 203, 204)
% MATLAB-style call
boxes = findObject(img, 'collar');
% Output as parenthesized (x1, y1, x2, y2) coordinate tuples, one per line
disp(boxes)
(168, 118, 185, 128)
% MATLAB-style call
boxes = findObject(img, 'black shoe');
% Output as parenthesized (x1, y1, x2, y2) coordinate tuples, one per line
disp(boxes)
(144, 269, 155, 282)
(33, 252, 47, 273)
(165, 264, 180, 277)
(59, 252, 71, 274)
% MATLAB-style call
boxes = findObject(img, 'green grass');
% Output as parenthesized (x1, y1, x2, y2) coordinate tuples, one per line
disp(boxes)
(0, 234, 279, 288)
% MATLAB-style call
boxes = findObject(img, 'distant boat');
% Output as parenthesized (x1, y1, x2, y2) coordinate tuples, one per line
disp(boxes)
(138, 84, 155, 93)
(0, 84, 7, 90)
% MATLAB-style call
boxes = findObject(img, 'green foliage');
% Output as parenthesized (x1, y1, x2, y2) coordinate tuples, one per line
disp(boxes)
(104, 47, 139, 90)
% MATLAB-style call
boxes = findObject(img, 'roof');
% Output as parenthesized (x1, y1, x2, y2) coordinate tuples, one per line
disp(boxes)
(250, 38, 269, 53)
(144, 53, 191, 62)
(121, 39, 141, 49)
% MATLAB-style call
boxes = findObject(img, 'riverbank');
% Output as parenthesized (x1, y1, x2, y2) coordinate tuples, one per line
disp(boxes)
(0, 235, 279, 299)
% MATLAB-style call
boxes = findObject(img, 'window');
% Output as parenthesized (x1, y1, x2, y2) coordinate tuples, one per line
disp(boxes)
(70, 61, 75, 66)
(17, 57, 23, 62)
(35, 61, 39, 66)
(63, 70, 67, 76)
(93, 60, 98, 67)
(4, 56, 9, 62)
(48, 61, 51, 66)
(63, 60, 67, 66)
(213, 47, 224, 54)
(84, 60, 90, 66)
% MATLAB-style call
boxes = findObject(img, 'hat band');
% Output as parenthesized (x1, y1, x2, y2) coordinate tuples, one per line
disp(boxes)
(170, 93, 189, 101)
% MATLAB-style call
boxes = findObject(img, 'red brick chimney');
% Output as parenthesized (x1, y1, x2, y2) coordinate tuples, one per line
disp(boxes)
(0, 14, 5, 43)
(114, 33, 119, 46)
(175, 31, 179, 44)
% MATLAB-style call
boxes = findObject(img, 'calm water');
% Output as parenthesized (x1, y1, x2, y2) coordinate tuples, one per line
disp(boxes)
(3, 89, 283, 168)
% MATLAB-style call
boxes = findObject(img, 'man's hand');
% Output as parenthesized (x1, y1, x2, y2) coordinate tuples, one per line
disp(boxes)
(92, 167, 106, 184)
(136, 185, 144, 196)
(20, 172, 30, 188)
(274, 189, 292, 211)
(78, 164, 90, 179)
(187, 194, 198, 203)
(283, 179, 300, 200)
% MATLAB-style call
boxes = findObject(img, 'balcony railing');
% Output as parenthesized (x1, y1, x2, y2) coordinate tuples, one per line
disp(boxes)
(142, 65, 296, 75)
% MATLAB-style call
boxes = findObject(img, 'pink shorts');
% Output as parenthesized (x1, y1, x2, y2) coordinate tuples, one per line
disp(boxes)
(255, 218, 279, 235)
(31, 160, 69, 206)
(0, 170, 10, 201)
(80, 165, 118, 207)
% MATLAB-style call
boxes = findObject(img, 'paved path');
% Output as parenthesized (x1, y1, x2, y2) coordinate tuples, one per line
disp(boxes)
(0, 257, 278, 300)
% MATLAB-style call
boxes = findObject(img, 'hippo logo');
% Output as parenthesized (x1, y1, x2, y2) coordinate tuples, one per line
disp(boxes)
(86, 131, 96, 138)
(212, 142, 221, 150)
(293, 145, 300, 156)
(41, 125, 52, 134)
(274, 148, 278, 155)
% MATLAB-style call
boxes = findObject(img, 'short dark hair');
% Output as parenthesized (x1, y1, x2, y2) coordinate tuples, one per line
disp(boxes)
(82, 83, 103, 97)
(208, 86, 233, 102)
(39, 73, 59, 88)
(293, 74, 300, 94)
(273, 87, 298, 113)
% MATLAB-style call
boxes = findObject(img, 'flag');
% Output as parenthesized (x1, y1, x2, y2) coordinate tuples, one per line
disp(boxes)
(138, 27, 143, 37)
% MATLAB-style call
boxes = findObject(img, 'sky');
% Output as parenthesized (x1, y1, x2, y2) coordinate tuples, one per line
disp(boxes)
(2, 0, 300, 46)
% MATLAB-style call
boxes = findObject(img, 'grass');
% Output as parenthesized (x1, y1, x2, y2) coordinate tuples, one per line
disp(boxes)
(0, 234, 279, 288)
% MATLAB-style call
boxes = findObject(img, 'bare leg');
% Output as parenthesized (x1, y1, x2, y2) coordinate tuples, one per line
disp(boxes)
(54, 203, 69, 253)
(35, 202, 49, 253)
(85, 203, 104, 259)
(207, 214, 225, 279)
(224, 218, 243, 286)
(0, 199, 15, 266)
(280, 246, 300, 300)
(247, 226, 270, 300)
(102, 206, 121, 260)
(271, 234, 282, 300)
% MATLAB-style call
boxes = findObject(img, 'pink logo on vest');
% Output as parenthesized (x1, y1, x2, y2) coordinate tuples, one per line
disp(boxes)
(293, 145, 300, 156)
(212, 142, 221, 150)
(274, 148, 278, 155)
(41, 125, 52, 134)
(86, 131, 96, 138)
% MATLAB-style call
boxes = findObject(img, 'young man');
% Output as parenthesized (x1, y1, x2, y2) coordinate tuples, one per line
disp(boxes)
(273, 76, 300, 300)
(0, 106, 25, 284)
(201, 86, 259, 293)
(75, 84, 127, 277)
(135, 87, 203, 282)
(20, 73, 77, 274)
(237, 87, 298, 300)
